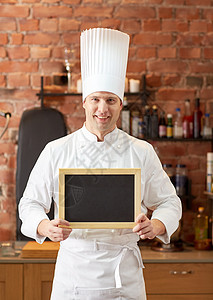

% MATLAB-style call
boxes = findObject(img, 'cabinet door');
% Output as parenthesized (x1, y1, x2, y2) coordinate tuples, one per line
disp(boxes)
(144, 263, 213, 294)
(24, 263, 55, 300)
(0, 264, 23, 300)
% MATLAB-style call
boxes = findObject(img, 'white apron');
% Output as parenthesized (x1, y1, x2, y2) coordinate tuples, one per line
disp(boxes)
(51, 233, 146, 300)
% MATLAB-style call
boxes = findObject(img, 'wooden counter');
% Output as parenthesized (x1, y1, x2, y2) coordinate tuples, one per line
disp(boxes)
(0, 242, 213, 300)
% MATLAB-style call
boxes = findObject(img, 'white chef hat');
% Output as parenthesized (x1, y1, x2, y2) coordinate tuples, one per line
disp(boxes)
(80, 28, 130, 102)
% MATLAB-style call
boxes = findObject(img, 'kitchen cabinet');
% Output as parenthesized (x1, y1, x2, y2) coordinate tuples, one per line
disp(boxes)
(24, 263, 55, 300)
(0, 264, 23, 300)
(144, 263, 213, 299)
(1, 244, 213, 300)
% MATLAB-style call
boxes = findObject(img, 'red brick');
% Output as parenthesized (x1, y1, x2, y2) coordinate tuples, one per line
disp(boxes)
(146, 74, 162, 87)
(0, 47, 6, 58)
(186, 0, 211, 5)
(137, 47, 156, 58)
(204, 48, 213, 59)
(59, 18, 79, 31)
(200, 88, 213, 100)
(0, 155, 7, 165)
(143, 20, 161, 32)
(158, 47, 176, 58)
(40, 18, 58, 32)
(8, 155, 16, 169)
(19, 19, 39, 31)
(40, 62, 64, 73)
(24, 33, 60, 45)
(63, 0, 81, 3)
(74, 6, 113, 17)
(0, 169, 15, 184)
(0, 143, 15, 155)
(7, 46, 30, 59)
(0, 0, 17, 2)
(190, 21, 208, 33)
(176, 34, 204, 46)
(33, 5, 72, 17)
(148, 60, 188, 73)
(0, 33, 8, 45)
(80, 21, 99, 31)
(204, 33, 213, 46)
(8, 73, 30, 88)
(0, 75, 6, 87)
(11, 33, 23, 45)
(158, 7, 173, 19)
(157, 88, 195, 101)
(176, 8, 200, 20)
(179, 48, 201, 59)
(134, 33, 172, 45)
(0, 18, 16, 30)
(122, 20, 141, 33)
(31, 47, 51, 59)
(190, 62, 213, 73)
(162, 20, 188, 32)
(0, 5, 29, 18)
(127, 60, 146, 73)
(101, 19, 121, 30)
(203, 9, 213, 20)
(83, 0, 102, 3)
(162, 75, 181, 86)
(63, 32, 80, 45)
(0, 61, 38, 73)
(115, 6, 155, 19)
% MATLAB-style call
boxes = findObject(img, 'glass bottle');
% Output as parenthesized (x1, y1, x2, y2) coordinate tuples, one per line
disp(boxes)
(203, 113, 212, 139)
(173, 108, 183, 139)
(150, 105, 159, 139)
(175, 164, 188, 197)
(121, 97, 130, 134)
(131, 110, 140, 137)
(143, 105, 150, 138)
(194, 207, 210, 250)
(158, 111, 167, 138)
(166, 114, 173, 138)
(193, 98, 202, 138)
(183, 99, 193, 138)
(163, 163, 175, 184)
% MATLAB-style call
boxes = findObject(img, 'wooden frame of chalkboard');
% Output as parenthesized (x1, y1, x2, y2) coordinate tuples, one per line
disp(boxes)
(58, 168, 141, 229)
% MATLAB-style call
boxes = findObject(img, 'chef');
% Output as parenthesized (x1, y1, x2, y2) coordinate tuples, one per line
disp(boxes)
(19, 28, 182, 300)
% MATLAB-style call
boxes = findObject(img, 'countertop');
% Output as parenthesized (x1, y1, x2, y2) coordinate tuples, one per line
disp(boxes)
(0, 241, 213, 264)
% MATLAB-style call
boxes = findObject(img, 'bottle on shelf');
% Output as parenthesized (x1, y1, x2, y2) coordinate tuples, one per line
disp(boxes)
(162, 163, 175, 184)
(175, 164, 188, 197)
(143, 105, 151, 138)
(173, 108, 183, 139)
(150, 105, 159, 139)
(166, 113, 173, 138)
(193, 97, 202, 138)
(207, 152, 213, 193)
(203, 113, 212, 139)
(121, 97, 130, 134)
(131, 110, 140, 138)
(194, 207, 211, 250)
(183, 99, 193, 139)
(158, 111, 167, 138)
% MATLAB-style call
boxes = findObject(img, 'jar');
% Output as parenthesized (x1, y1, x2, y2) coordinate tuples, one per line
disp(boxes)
(163, 163, 174, 184)
(175, 164, 188, 197)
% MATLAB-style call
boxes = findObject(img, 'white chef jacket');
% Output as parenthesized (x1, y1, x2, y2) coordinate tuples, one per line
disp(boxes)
(19, 125, 182, 299)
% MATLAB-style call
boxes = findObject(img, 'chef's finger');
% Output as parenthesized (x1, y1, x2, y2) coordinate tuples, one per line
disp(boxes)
(135, 213, 147, 223)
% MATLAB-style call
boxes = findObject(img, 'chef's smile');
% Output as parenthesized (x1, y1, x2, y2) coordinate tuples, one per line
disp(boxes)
(83, 91, 122, 141)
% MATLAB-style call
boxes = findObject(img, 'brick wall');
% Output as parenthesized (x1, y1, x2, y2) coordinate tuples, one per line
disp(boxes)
(0, 0, 212, 243)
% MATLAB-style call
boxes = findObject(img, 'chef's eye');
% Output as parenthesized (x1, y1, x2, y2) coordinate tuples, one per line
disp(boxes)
(107, 98, 116, 104)
(91, 97, 99, 102)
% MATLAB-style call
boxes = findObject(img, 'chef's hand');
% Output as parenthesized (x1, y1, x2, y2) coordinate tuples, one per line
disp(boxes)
(37, 219, 72, 242)
(133, 213, 166, 240)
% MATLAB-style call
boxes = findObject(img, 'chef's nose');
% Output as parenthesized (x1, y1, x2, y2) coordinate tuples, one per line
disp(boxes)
(98, 99, 108, 113)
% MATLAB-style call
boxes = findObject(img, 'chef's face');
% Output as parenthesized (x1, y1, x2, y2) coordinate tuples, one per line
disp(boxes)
(83, 91, 122, 141)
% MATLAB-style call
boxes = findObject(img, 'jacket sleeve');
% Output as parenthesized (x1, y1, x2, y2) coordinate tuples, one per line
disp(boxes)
(142, 143, 182, 244)
(18, 143, 53, 244)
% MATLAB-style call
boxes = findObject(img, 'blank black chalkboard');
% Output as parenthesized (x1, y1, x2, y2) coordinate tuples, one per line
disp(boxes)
(59, 168, 141, 229)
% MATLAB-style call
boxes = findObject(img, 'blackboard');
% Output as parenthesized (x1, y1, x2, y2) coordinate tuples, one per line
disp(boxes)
(59, 168, 141, 228)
